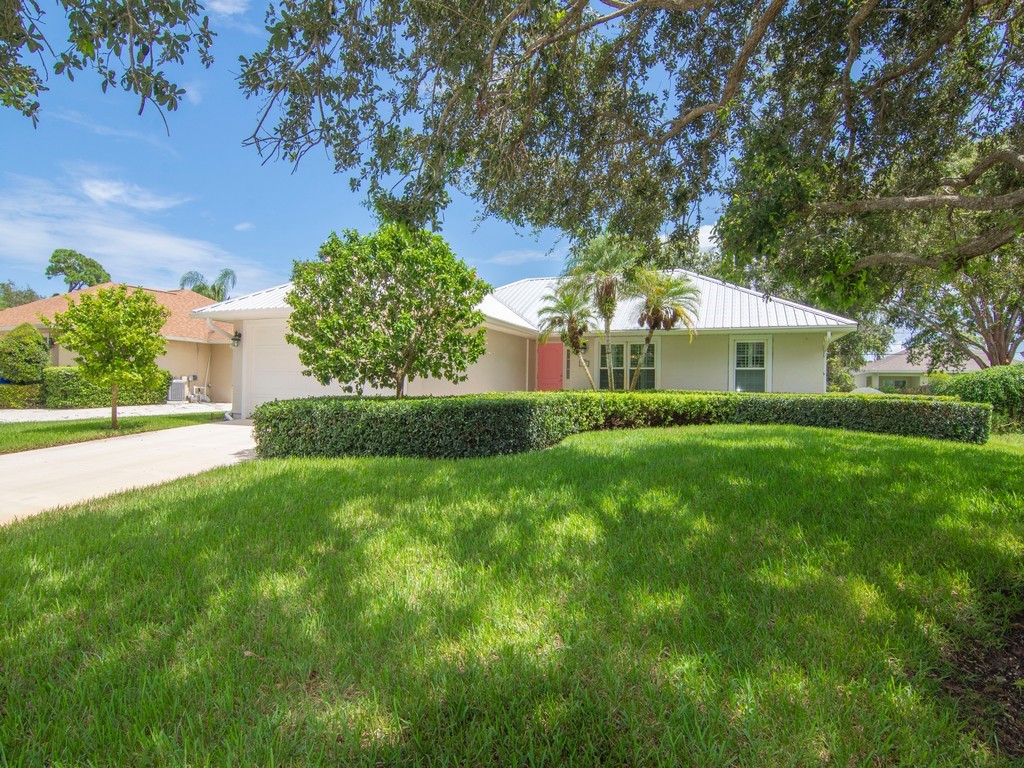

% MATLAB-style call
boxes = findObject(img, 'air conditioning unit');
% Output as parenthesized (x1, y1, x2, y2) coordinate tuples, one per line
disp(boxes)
(167, 378, 188, 402)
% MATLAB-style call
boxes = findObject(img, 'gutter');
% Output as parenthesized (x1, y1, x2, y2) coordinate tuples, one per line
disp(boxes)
(205, 318, 235, 341)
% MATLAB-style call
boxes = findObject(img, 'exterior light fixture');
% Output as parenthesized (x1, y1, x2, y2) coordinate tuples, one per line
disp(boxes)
(231, 332, 242, 348)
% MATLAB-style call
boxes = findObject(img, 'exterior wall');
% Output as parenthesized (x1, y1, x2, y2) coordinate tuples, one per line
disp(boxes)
(855, 372, 925, 390)
(236, 318, 533, 416)
(43, 339, 233, 402)
(660, 333, 730, 390)
(566, 330, 830, 393)
(771, 333, 827, 394)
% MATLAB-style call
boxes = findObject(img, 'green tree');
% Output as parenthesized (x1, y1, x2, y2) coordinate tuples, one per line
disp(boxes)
(286, 224, 490, 398)
(0, 323, 49, 383)
(891, 246, 1024, 370)
(45, 250, 110, 292)
(179, 269, 237, 301)
(2, 0, 212, 123)
(629, 271, 700, 391)
(0, 281, 41, 309)
(564, 234, 641, 391)
(8, 2, 1018, 279)
(48, 285, 169, 428)
(537, 281, 598, 391)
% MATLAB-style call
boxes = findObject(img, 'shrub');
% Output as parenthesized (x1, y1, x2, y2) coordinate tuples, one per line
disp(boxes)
(0, 323, 49, 384)
(929, 365, 1024, 423)
(42, 367, 173, 408)
(0, 383, 43, 408)
(253, 390, 991, 459)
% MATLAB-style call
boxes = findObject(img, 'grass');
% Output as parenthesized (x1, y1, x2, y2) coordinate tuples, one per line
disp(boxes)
(0, 412, 225, 454)
(0, 424, 1022, 766)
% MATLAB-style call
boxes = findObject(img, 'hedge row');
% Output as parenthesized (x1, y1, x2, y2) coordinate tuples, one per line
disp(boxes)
(253, 390, 991, 459)
(41, 367, 173, 409)
(0, 383, 43, 409)
(929, 364, 1024, 420)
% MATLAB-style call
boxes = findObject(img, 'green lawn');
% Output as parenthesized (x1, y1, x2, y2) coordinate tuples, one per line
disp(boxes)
(1, 425, 1021, 766)
(0, 412, 225, 454)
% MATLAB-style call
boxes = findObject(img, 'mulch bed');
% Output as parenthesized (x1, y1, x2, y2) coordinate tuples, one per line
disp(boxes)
(934, 606, 1024, 758)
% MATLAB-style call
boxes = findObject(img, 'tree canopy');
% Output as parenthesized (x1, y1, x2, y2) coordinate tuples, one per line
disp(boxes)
(180, 269, 237, 301)
(48, 285, 169, 428)
(0, 281, 40, 309)
(286, 225, 490, 398)
(45, 249, 110, 292)
(7, 1, 1022, 283)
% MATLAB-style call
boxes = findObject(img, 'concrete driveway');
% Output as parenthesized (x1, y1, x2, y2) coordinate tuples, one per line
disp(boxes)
(0, 402, 231, 423)
(0, 421, 255, 525)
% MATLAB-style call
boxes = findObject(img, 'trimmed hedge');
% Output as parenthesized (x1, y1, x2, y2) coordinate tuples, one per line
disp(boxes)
(929, 365, 1024, 421)
(253, 390, 991, 459)
(0, 383, 43, 409)
(41, 367, 173, 409)
(0, 323, 49, 384)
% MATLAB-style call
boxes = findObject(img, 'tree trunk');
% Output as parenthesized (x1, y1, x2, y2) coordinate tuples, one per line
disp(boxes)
(111, 382, 119, 430)
(629, 328, 655, 391)
(396, 374, 405, 399)
(578, 350, 598, 391)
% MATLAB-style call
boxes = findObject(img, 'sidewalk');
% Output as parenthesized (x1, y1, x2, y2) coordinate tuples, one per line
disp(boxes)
(0, 402, 232, 423)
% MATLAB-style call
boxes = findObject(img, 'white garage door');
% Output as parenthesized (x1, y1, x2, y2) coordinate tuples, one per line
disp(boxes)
(246, 320, 342, 413)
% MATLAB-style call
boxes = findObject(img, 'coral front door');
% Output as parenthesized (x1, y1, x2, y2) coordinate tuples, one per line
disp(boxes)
(537, 342, 564, 391)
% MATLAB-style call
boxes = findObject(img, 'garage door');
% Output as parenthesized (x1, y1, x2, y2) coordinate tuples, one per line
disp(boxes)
(246, 320, 339, 412)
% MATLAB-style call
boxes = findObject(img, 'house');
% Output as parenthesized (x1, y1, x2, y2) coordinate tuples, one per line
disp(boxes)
(193, 270, 857, 418)
(0, 283, 235, 402)
(852, 350, 983, 391)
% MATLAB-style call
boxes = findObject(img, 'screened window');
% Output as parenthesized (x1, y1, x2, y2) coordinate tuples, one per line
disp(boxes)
(734, 340, 766, 392)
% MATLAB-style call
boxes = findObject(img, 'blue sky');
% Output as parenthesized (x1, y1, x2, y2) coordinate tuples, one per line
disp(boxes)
(1, 3, 717, 299)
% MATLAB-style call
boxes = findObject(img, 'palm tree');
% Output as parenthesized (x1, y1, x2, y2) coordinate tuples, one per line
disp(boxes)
(537, 281, 598, 391)
(629, 270, 700, 391)
(563, 233, 640, 391)
(179, 268, 237, 301)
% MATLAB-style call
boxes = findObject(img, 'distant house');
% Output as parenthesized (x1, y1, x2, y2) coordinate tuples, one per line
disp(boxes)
(193, 270, 857, 418)
(852, 350, 983, 391)
(0, 283, 235, 402)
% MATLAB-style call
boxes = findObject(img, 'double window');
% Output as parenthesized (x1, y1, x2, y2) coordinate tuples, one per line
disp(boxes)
(600, 343, 655, 390)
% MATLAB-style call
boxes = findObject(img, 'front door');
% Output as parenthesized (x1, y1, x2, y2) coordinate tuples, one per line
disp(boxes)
(537, 342, 564, 391)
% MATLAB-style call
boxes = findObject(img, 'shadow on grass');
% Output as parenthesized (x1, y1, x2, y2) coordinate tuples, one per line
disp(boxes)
(0, 425, 1021, 766)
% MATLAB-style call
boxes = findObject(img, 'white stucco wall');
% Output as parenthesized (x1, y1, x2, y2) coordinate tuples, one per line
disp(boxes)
(564, 330, 830, 393)
(771, 333, 827, 394)
(236, 318, 534, 416)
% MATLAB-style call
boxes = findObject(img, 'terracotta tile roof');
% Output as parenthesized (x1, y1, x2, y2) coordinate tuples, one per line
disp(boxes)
(0, 283, 233, 343)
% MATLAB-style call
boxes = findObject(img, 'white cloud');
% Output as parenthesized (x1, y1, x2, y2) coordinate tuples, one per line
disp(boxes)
(51, 109, 177, 155)
(184, 83, 203, 106)
(207, 0, 249, 14)
(234, 222, 255, 231)
(80, 178, 188, 212)
(486, 248, 564, 266)
(0, 174, 277, 294)
(697, 224, 717, 253)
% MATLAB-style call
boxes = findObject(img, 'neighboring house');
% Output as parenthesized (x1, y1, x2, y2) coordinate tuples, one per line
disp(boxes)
(852, 350, 983, 391)
(0, 283, 235, 402)
(193, 270, 857, 417)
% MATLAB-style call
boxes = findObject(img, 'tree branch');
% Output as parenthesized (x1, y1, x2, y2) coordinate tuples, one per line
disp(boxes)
(652, 0, 788, 146)
(842, 0, 882, 158)
(813, 186, 1024, 214)
(844, 222, 1021, 273)
(943, 149, 1024, 191)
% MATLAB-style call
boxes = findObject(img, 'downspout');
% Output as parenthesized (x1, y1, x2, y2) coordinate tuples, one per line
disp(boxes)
(824, 331, 832, 393)
(205, 318, 234, 341)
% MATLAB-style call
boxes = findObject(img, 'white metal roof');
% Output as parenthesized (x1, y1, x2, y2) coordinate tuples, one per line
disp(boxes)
(492, 270, 857, 332)
(194, 270, 856, 334)
(193, 281, 537, 333)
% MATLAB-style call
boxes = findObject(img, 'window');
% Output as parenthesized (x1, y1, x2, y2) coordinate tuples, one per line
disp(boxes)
(600, 342, 655, 390)
(733, 339, 767, 392)
(629, 343, 655, 390)
(599, 343, 626, 390)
